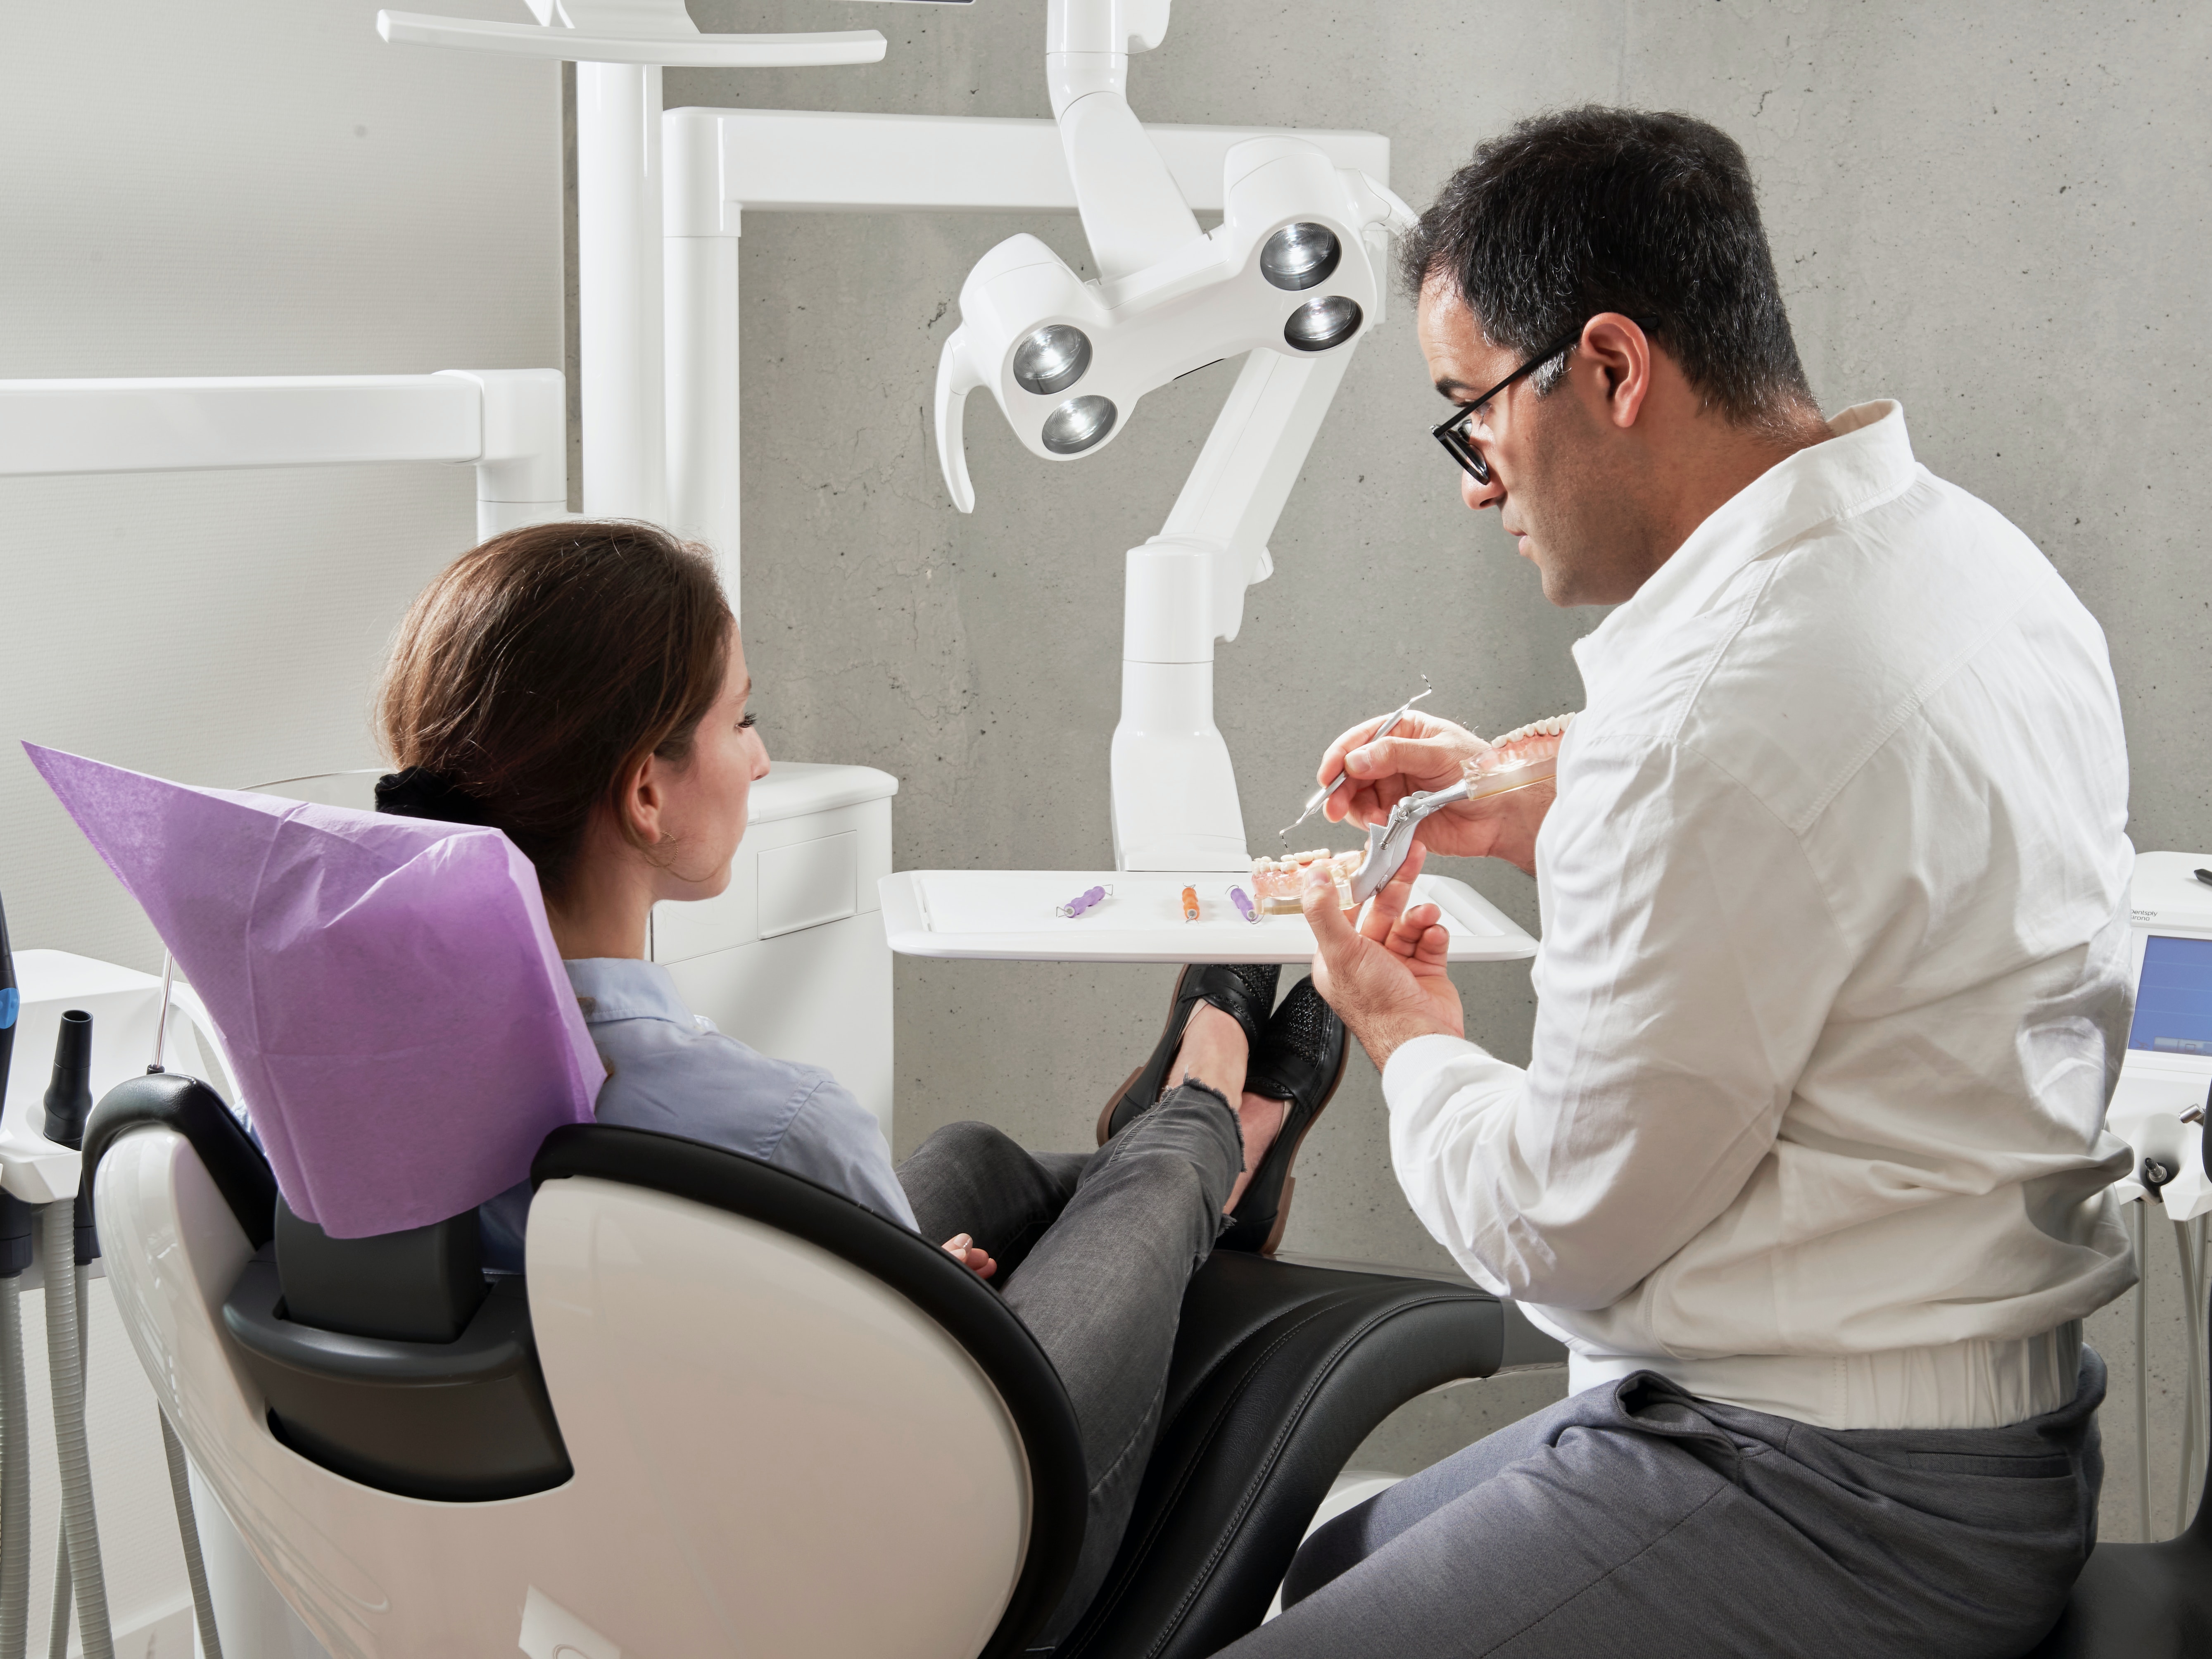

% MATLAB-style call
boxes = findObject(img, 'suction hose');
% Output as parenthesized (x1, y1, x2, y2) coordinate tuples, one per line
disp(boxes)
(157, 1414, 221, 1659)
(40, 1202, 108, 1659)
(0, 1196, 32, 1659)
(0, 890, 26, 1659)
(39, 1012, 109, 1659)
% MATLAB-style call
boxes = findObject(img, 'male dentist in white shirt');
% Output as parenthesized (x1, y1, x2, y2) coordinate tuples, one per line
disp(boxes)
(1225, 107, 2136, 1659)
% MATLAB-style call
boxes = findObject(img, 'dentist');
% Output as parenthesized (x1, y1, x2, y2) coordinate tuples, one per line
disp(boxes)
(1231, 107, 2136, 1657)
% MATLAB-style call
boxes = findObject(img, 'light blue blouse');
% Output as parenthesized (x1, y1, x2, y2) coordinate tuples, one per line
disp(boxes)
(478, 956, 916, 1271)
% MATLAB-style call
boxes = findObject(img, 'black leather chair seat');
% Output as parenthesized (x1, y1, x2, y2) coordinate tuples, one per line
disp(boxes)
(2023, 1524, 2212, 1656)
(1065, 1252, 1502, 1658)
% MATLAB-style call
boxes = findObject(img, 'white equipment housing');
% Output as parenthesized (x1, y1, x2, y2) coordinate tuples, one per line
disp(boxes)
(2108, 850, 2212, 1219)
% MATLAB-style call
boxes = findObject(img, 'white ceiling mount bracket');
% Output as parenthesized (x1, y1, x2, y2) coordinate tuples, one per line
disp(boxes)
(375, 6, 887, 69)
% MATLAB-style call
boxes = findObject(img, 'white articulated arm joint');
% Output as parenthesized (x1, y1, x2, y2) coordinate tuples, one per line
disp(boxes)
(1046, 0, 1196, 281)
(435, 369, 569, 539)
(1348, 171, 1418, 329)
(1158, 346, 1354, 644)
(934, 328, 984, 514)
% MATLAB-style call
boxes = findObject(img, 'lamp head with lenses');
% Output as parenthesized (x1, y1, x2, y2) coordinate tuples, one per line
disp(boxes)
(933, 137, 1415, 511)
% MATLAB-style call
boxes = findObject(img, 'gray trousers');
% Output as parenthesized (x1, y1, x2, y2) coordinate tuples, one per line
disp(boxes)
(1219, 1352, 2105, 1658)
(897, 1085, 1243, 1641)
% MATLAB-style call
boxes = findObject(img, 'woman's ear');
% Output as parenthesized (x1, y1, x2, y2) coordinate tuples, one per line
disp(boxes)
(618, 751, 668, 846)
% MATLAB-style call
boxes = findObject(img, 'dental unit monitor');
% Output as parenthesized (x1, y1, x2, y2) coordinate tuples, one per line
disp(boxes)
(2107, 851, 2212, 1218)
(2128, 935, 2212, 1059)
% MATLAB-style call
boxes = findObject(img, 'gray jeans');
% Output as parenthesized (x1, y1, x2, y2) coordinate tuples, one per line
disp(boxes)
(1220, 1352, 2105, 1658)
(898, 1084, 1243, 1642)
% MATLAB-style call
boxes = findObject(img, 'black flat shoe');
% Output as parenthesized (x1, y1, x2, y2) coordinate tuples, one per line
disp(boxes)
(1097, 961, 1281, 1146)
(1219, 978, 1348, 1255)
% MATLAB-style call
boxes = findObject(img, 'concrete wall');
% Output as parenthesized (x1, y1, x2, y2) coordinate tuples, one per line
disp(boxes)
(676, 0, 2211, 1541)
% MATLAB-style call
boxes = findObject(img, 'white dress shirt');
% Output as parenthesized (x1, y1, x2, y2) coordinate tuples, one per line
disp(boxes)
(1384, 402, 2137, 1429)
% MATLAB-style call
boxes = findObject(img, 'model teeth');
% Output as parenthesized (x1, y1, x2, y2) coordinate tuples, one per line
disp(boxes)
(1250, 848, 1362, 912)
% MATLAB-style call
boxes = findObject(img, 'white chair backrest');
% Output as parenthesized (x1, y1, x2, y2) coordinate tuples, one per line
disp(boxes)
(95, 1124, 1034, 1659)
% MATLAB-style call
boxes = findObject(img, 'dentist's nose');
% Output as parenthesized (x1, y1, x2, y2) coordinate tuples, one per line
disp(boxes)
(1462, 467, 1504, 513)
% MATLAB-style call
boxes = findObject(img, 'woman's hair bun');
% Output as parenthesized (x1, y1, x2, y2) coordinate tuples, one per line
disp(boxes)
(374, 766, 490, 827)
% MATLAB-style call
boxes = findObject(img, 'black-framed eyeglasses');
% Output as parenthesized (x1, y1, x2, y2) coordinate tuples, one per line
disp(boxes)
(1430, 317, 1659, 485)
(1428, 325, 1587, 486)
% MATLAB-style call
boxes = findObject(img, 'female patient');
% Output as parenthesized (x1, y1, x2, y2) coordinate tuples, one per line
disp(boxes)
(371, 519, 1350, 1631)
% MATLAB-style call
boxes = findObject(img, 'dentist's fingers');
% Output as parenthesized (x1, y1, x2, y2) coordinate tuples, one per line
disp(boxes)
(1325, 734, 1480, 825)
(1359, 839, 1429, 941)
(1387, 903, 1447, 962)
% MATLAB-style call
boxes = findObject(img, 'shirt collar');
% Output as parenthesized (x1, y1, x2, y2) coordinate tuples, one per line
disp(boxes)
(1570, 400, 1918, 709)
(563, 956, 692, 1027)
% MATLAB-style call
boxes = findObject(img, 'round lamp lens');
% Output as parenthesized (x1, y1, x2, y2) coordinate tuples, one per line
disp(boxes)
(1041, 395, 1117, 454)
(1011, 324, 1093, 395)
(1259, 223, 1342, 291)
(1283, 295, 1363, 352)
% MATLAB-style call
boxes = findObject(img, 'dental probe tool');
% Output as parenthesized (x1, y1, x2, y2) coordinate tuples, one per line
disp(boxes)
(1278, 679, 1434, 841)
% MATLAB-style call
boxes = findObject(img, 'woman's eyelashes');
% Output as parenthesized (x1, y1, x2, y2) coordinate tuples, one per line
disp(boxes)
(737, 711, 758, 731)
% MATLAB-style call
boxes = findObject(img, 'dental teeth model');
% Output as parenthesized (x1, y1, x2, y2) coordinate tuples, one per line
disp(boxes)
(1461, 713, 1578, 799)
(1249, 848, 1363, 914)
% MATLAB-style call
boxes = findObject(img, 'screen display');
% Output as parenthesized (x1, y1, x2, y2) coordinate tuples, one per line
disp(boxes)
(2129, 934, 2212, 1056)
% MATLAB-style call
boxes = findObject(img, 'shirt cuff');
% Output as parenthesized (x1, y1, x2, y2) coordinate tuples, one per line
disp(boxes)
(1381, 1032, 1492, 1112)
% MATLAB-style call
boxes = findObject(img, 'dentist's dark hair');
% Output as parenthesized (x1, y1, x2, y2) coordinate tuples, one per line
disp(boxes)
(378, 519, 732, 902)
(1402, 106, 1815, 431)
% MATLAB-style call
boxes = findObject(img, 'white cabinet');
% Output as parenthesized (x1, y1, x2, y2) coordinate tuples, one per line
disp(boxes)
(651, 763, 899, 1135)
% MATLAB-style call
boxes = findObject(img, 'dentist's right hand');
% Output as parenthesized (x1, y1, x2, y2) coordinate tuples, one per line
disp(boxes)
(1318, 709, 1553, 876)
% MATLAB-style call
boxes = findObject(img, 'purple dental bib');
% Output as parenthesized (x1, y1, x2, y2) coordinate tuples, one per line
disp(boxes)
(27, 744, 602, 1239)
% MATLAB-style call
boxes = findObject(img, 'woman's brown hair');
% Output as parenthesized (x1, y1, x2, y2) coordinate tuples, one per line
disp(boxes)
(378, 519, 733, 901)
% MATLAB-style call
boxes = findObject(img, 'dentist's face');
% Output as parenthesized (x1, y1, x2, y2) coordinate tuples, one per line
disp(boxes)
(647, 630, 770, 900)
(1415, 279, 1646, 607)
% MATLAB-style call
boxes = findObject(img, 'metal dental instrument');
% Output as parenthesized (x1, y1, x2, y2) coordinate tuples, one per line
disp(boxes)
(1346, 721, 1573, 903)
(1348, 780, 1471, 904)
(1279, 679, 1433, 841)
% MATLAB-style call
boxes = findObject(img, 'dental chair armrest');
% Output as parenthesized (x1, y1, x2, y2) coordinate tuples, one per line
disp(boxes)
(529, 1123, 1089, 1659)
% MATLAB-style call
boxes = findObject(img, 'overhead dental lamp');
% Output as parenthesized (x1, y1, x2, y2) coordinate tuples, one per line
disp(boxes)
(935, 0, 1415, 872)
(935, 140, 1410, 505)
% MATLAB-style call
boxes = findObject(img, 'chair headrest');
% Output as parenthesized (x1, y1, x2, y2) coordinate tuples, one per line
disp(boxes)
(28, 744, 601, 1239)
(274, 1194, 489, 1343)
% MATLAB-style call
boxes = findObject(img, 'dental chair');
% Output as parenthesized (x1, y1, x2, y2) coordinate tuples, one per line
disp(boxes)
(2023, 1133, 2212, 1655)
(86, 1072, 1502, 1658)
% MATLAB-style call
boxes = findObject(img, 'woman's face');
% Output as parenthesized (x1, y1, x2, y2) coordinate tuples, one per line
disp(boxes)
(645, 629, 769, 901)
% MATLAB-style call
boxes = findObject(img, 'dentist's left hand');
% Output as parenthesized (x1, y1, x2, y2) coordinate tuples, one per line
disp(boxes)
(942, 1233, 998, 1280)
(1304, 841, 1464, 1071)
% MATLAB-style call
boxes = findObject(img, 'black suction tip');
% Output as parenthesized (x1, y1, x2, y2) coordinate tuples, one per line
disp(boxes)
(43, 1009, 93, 1150)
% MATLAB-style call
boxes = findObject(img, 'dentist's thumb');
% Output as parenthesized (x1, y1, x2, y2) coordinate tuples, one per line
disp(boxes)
(1300, 864, 1359, 961)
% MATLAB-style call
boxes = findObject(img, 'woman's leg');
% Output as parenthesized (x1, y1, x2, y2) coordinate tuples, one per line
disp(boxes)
(897, 1120, 1085, 1275)
(1005, 1079, 1245, 1638)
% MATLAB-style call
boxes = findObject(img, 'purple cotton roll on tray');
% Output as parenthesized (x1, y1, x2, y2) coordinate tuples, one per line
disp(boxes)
(1056, 884, 1109, 918)
(1229, 886, 1258, 924)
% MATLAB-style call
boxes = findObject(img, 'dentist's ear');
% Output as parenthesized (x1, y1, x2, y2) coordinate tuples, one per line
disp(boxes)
(1578, 313, 1656, 431)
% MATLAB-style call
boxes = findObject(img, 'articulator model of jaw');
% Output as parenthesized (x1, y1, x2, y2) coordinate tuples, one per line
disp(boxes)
(1266, 713, 1578, 910)
(932, 0, 1415, 873)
